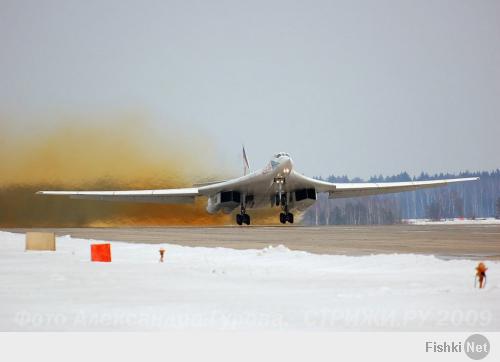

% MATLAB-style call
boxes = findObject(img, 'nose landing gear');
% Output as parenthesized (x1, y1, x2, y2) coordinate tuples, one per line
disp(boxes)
(274, 177, 294, 224)
(277, 194, 293, 225)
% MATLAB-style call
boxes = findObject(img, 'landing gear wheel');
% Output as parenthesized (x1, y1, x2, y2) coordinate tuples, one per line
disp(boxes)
(287, 213, 294, 224)
(279, 213, 287, 224)
(237, 213, 250, 225)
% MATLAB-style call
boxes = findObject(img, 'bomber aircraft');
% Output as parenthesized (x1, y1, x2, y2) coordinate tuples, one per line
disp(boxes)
(38, 148, 478, 225)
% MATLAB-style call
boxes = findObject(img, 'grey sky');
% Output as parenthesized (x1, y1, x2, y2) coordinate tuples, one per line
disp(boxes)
(1, 0, 499, 179)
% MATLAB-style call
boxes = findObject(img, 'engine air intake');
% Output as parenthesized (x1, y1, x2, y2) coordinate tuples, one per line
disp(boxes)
(295, 188, 316, 201)
(220, 191, 241, 203)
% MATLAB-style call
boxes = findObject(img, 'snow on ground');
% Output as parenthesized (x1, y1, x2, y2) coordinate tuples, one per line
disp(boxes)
(0, 231, 499, 331)
(405, 217, 500, 225)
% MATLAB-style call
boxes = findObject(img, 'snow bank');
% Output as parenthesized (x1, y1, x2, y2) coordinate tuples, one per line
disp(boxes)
(405, 217, 500, 225)
(0, 231, 498, 331)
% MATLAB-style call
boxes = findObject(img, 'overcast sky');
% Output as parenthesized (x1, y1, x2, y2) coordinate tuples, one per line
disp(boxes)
(1, 0, 499, 179)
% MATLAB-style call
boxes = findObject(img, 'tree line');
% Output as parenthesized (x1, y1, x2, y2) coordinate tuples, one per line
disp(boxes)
(302, 170, 500, 225)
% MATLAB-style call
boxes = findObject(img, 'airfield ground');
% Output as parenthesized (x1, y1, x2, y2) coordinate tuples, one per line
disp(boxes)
(3, 224, 500, 260)
(1, 226, 500, 331)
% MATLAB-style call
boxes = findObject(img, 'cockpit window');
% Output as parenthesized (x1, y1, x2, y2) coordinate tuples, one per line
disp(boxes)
(274, 152, 290, 158)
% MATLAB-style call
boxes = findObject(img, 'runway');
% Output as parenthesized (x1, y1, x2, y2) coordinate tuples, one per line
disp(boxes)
(3, 224, 500, 260)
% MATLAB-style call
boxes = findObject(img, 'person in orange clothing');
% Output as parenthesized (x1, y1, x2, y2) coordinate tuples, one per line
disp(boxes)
(475, 262, 488, 288)
(159, 248, 165, 263)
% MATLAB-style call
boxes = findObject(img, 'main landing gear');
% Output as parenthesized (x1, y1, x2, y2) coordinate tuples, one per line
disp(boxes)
(236, 205, 250, 226)
(236, 213, 250, 225)
(279, 212, 294, 224)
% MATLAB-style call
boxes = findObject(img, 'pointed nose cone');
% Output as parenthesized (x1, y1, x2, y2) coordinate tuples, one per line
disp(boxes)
(280, 156, 293, 176)
(283, 156, 292, 169)
(271, 153, 293, 176)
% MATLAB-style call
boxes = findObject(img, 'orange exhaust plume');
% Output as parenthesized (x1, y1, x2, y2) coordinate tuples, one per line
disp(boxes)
(0, 113, 232, 227)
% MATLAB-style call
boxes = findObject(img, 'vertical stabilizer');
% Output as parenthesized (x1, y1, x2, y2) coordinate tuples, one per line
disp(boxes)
(242, 145, 250, 175)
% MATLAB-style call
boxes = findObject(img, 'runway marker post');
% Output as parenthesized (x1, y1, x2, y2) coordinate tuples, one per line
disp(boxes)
(25, 232, 56, 251)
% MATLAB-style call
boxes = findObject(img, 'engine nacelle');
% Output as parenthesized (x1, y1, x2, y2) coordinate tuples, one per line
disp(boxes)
(291, 188, 316, 211)
(206, 191, 241, 214)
